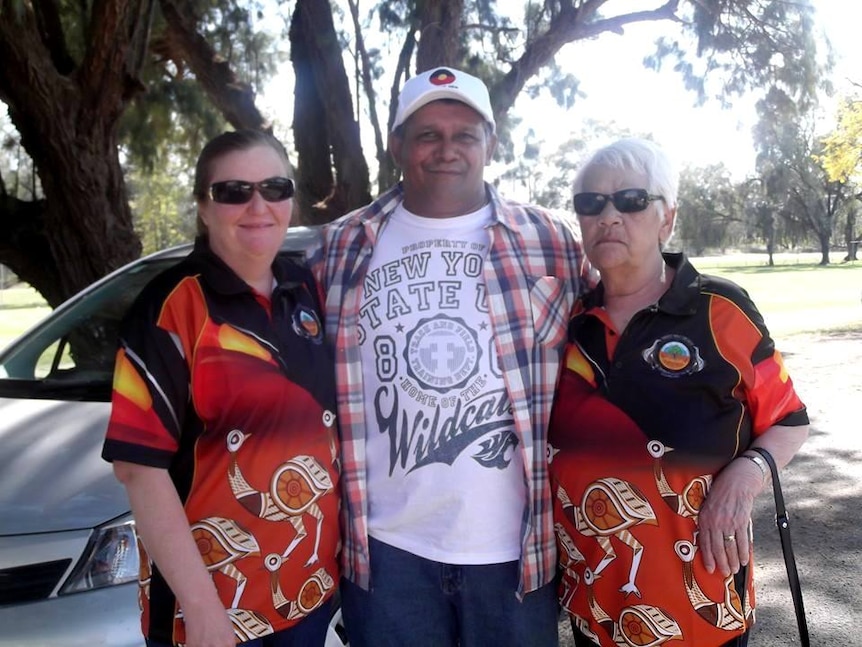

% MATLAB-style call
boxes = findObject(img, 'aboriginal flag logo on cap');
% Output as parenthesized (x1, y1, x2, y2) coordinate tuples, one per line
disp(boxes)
(429, 68, 457, 86)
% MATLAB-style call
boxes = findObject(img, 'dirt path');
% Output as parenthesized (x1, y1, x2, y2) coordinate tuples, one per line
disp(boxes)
(558, 329, 862, 646)
(748, 331, 862, 645)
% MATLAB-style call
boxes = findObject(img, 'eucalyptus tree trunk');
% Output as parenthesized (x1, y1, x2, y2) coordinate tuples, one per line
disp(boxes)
(817, 230, 831, 265)
(416, 0, 464, 70)
(0, 0, 150, 306)
(289, 0, 371, 225)
(845, 207, 858, 261)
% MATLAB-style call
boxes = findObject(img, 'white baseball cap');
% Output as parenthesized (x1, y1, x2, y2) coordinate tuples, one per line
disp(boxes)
(392, 68, 496, 133)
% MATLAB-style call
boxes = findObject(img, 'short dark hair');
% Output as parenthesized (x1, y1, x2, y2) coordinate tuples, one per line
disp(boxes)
(192, 130, 291, 202)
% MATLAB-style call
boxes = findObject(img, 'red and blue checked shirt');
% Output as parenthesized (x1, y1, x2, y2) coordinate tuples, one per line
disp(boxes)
(312, 182, 591, 596)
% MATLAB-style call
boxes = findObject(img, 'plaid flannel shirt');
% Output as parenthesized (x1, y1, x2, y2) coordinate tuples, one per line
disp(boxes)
(312, 182, 590, 597)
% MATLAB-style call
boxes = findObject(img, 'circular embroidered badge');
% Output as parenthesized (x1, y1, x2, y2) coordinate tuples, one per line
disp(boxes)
(292, 305, 323, 344)
(658, 340, 692, 371)
(642, 335, 704, 378)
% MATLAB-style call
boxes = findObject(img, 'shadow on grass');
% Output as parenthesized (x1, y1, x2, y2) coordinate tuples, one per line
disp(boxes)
(782, 327, 862, 343)
(749, 427, 862, 645)
(749, 332, 861, 645)
(719, 263, 862, 275)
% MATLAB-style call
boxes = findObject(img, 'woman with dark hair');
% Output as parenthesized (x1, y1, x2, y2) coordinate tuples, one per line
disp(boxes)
(103, 130, 340, 647)
(550, 138, 808, 647)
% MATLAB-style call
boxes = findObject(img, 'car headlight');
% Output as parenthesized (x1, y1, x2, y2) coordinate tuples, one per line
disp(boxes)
(59, 515, 139, 594)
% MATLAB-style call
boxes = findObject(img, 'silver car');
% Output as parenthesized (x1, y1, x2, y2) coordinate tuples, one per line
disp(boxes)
(0, 227, 346, 646)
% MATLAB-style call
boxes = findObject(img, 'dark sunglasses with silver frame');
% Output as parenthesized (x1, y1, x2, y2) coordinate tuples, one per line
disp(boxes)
(209, 177, 295, 205)
(573, 188, 664, 216)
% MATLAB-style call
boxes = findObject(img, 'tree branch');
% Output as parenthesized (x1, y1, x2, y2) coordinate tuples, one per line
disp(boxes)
(31, 0, 75, 74)
(0, 4, 68, 124)
(346, 0, 387, 189)
(158, 0, 269, 131)
(78, 0, 152, 123)
(0, 192, 64, 306)
(380, 22, 417, 189)
(493, 0, 681, 118)
(416, 0, 464, 70)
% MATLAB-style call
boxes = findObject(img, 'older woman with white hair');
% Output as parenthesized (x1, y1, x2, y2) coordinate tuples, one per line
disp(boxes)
(548, 138, 809, 647)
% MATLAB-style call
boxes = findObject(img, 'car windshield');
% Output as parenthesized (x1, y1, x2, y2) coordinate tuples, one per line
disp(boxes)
(0, 257, 181, 399)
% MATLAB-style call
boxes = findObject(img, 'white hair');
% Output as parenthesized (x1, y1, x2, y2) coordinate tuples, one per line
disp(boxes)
(572, 138, 679, 212)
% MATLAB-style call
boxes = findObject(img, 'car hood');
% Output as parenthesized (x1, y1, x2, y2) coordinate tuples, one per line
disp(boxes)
(0, 397, 129, 535)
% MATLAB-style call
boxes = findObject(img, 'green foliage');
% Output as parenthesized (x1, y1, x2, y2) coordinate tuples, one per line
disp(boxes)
(750, 52, 850, 262)
(118, 0, 281, 175)
(126, 156, 196, 255)
(197, 0, 280, 82)
(507, 118, 640, 210)
(377, 1, 411, 31)
(820, 97, 862, 184)
(676, 163, 745, 254)
(0, 0, 26, 22)
(647, 0, 823, 108)
(526, 134, 590, 210)
(120, 76, 226, 174)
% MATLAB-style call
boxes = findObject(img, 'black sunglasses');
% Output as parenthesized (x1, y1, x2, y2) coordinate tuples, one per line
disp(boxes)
(208, 177, 295, 204)
(573, 189, 664, 216)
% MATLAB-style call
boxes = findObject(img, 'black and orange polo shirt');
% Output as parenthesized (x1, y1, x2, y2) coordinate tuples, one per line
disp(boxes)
(103, 237, 339, 645)
(549, 252, 808, 647)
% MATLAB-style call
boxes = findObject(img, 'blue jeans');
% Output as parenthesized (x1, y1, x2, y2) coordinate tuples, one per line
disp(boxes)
(144, 598, 331, 647)
(341, 536, 559, 647)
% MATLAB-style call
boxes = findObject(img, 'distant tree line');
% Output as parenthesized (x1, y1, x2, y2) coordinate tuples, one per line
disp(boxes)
(502, 88, 862, 265)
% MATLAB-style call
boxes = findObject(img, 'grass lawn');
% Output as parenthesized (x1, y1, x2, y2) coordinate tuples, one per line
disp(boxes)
(694, 253, 861, 340)
(0, 255, 859, 352)
(0, 286, 50, 351)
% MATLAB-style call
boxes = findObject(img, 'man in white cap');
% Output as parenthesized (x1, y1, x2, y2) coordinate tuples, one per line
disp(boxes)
(314, 67, 590, 646)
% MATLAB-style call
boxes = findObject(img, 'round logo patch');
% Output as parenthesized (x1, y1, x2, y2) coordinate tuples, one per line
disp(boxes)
(292, 305, 323, 344)
(642, 335, 704, 378)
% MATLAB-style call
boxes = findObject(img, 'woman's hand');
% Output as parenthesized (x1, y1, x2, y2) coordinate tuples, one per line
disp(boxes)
(697, 423, 809, 575)
(696, 457, 764, 576)
(113, 461, 236, 647)
(181, 600, 236, 647)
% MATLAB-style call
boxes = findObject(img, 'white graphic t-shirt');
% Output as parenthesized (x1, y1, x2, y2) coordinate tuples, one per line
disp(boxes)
(360, 203, 526, 564)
